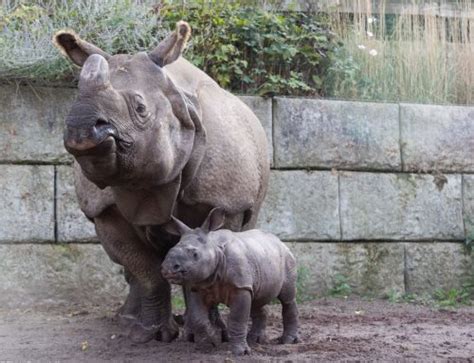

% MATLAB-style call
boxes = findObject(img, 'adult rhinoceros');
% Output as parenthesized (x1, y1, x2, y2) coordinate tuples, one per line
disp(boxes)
(53, 21, 269, 343)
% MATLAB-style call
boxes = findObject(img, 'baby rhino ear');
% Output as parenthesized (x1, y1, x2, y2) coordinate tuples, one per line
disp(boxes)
(201, 208, 225, 233)
(163, 216, 192, 236)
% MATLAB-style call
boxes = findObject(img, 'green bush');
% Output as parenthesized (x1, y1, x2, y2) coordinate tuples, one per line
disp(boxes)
(160, 0, 336, 96)
(0, 0, 337, 97)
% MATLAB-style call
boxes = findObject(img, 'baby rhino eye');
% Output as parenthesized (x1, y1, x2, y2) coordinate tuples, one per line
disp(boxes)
(136, 103, 146, 114)
(192, 251, 199, 260)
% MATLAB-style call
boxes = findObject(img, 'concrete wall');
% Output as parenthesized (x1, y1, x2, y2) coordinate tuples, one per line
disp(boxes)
(0, 85, 473, 307)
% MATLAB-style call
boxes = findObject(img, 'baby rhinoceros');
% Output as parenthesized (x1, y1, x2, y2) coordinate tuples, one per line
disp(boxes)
(162, 208, 299, 355)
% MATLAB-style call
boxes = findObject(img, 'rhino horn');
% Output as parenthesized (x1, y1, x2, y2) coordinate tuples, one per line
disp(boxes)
(79, 54, 110, 91)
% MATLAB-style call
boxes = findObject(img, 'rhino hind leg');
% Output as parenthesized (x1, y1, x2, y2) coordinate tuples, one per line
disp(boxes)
(95, 206, 179, 344)
(277, 258, 300, 344)
(247, 305, 268, 345)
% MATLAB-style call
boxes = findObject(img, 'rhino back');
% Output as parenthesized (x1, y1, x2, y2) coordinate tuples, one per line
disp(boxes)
(223, 230, 292, 304)
(166, 60, 269, 213)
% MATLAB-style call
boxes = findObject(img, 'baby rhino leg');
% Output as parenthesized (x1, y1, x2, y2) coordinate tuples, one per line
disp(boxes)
(247, 305, 268, 344)
(278, 259, 300, 344)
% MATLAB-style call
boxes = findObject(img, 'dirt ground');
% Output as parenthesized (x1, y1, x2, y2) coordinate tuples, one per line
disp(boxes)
(1, 297, 473, 362)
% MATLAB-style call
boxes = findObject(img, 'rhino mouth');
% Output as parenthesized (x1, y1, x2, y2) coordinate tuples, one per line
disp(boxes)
(161, 270, 187, 284)
(64, 120, 132, 157)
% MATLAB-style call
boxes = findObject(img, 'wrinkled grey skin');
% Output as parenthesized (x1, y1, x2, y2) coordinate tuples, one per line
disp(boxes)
(162, 208, 299, 355)
(53, 22, 269, 344)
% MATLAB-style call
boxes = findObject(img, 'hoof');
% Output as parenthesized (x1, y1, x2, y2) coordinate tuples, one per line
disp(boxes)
(278, 334, 300, 344)
(231, 342, 251, 356)
(117, 313, 138, 328)
(221, 328, 229, 343)
(155, 321, 179, 343)
(247, 332, 268, 345)
(129, 323, 160, 344)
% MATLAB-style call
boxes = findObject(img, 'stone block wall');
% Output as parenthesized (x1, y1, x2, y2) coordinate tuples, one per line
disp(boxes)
(0, 85, 473, 307)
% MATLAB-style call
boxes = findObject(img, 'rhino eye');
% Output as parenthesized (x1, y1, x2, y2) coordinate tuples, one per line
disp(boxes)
(193, 252, 199, 260)
(136, 103, 146, 115)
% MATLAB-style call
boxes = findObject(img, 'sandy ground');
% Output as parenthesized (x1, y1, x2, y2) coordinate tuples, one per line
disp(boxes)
(1, 297, 473, 362)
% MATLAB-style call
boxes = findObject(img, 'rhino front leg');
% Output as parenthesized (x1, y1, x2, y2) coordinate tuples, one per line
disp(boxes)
(95, 206, 178, 343)
(228, 290, 252, 355)
(187, 291, 221, 349)
(117, 269, 142, 327)
(247, 305, 268, 345)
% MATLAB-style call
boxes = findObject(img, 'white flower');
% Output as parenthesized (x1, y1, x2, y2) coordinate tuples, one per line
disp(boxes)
(367, 31, 374, 37)
(357, 44, 366, 50)
(367, 17, 376, 24)
(369, 49, 378, 56)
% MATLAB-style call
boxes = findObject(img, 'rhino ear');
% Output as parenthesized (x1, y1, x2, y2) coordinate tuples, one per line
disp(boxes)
(53, 30, 111, 67)
(201, 208, 225, 233)
(149, 21, 191, 67)
(163, 216, 192, 236)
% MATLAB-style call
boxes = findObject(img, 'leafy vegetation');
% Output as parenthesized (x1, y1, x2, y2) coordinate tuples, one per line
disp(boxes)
(387, 283, 473, 308)
(434, 287, 472, 308)
(0, 0, 470, 104)
(160, 0, 335, 96)
(0, 0, 337, 96)
(329, 274, 352, 297)
(296, 265, 314, 303)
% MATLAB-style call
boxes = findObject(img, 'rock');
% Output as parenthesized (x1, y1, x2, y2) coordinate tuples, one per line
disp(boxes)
(340, 172, 464, 240)
(258, 170, 340, 240)
(0, 165, 54, 242)
(401, 103, 474, 172)
(463, 175, 474, 240)
(287, 242, 405, 297)
(273, 98, 401, 170)
(0, 85, 75, 163)
(56, 165, 96, 242)
(405, 242, 474, 293)
(0, 244, 126, 309)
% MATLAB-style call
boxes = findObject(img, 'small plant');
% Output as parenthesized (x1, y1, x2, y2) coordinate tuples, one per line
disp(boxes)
(329, 274, 352, 297)
(296, 265, 314, 303)
(433, 287, 472, 308)
(171, 291, 186, 310)
(387, 289, 403, 303)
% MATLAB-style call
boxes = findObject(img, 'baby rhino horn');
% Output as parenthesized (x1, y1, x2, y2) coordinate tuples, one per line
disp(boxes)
(79, 54, 110, 91)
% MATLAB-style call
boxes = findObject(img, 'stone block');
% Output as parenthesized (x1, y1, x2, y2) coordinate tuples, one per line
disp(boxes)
(258, 170, 340, 240)
(0, 244, 126, 309)
(0, 85, 75, 163)
(273, 98, 401, 170)
(287, 242, 405, 297)
(56, 165, 96, 242)
(0, 165, 54, 242)
(405, 242, 474, 293)
(401, 103, 474, 172)
(340, 172, 464, 240)
(463, 175, 474, 240)
(239, 96, 273, 165)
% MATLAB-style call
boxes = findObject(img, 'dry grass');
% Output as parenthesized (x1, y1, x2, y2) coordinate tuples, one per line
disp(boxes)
(325, 0, 473, 105)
